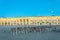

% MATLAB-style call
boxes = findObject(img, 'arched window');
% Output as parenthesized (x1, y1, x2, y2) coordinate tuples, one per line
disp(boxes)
(58, 19, 60, 21)
(27, 19, 29, 25)
(23, 19, 25, 25)
(5, 22, 7, 26)
(8, 22, 10, 25)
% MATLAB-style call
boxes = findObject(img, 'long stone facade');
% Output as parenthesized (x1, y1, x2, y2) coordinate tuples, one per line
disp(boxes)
(0, 16, 60, 26)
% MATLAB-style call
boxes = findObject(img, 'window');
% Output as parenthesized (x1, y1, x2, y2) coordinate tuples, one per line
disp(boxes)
(5, 22, 7, 25)
(27, 19, 29, 25)
(20, 19, 22, 25)
(58, 19, 60, 21)
(23, 19, 25, 25)
(42, 22, 44, 24)
(8, 22, 10, 25)
(20, 19, 22, 22)
(37, 22, 39, 23)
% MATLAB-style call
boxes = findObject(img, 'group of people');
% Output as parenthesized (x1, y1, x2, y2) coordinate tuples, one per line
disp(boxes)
(11, 26, 54, 35)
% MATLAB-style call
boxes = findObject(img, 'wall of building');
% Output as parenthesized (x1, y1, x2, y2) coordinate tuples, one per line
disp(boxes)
(0, 16, 60, 26)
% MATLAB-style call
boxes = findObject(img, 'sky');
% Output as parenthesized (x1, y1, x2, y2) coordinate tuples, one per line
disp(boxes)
(0, 0, 60, 17)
